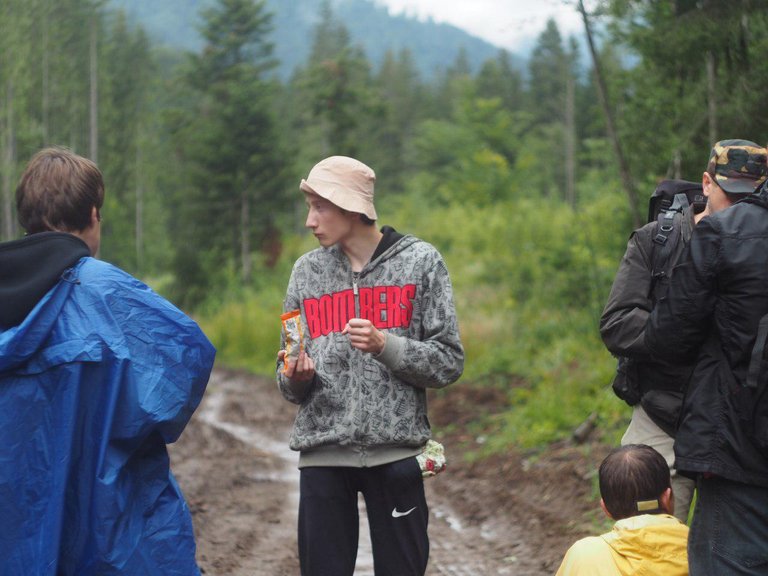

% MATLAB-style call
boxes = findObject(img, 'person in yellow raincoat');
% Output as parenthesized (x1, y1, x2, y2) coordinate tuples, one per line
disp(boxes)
(556, 444, 688, 576)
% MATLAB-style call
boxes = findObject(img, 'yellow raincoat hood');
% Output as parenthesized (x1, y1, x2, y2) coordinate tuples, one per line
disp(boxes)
(556, 514, 688, 576)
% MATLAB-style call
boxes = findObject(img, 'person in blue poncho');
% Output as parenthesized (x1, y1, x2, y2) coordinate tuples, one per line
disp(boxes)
(0, 147, 216, 575)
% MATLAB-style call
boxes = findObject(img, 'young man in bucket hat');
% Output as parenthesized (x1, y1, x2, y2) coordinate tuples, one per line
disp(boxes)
(276, 155, 464, 575)
(601, 139, 768, 524)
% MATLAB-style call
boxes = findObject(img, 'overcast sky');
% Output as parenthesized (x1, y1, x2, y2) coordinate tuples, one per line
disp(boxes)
(374, 0, 584, 52)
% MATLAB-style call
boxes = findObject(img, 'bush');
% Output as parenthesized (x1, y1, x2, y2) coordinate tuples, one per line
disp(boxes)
(198, 284, 286, 373)
(197, 233, 315, 374)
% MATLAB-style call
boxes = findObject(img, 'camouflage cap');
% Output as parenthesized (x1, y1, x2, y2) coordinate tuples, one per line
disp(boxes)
(707, 139, 768, 194)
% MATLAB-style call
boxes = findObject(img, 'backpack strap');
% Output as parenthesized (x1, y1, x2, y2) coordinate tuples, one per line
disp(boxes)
(649, 193, 690, 300)
(747, 314, 768, 390)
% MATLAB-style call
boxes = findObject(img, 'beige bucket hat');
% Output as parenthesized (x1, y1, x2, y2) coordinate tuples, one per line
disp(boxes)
(300, 156, 377, 220)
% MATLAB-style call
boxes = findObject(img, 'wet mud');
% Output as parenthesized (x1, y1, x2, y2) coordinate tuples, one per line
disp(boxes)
(169, 368, 608, 575)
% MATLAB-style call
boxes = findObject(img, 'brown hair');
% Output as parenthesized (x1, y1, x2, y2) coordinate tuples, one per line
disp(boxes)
(16, 147, 104, 234)
(599, 444, 670, 520)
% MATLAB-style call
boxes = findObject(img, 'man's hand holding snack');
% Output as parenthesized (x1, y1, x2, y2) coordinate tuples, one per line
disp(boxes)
(278, 349, 315, 382)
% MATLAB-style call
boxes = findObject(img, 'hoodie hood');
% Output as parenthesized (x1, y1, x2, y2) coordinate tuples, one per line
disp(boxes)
(370, 225, 405, 262)
(604, 514, 689, 575)
(0, 232, 90, 329)
(364, 226, 418, 271)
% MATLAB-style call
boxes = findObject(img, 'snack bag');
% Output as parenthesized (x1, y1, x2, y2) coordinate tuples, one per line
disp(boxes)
(416, 439, 447, 478)
(281, 309, 304, 372)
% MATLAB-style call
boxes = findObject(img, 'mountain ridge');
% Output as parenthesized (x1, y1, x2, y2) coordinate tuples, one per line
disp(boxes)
(107, 0, 521, 80)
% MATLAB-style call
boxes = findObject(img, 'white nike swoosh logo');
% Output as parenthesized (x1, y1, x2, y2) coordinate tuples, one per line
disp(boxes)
(391, 506, 417, 518)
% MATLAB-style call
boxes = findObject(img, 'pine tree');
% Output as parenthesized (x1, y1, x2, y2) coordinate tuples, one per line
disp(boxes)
(290, 0, 375, 158)
(171, 0, 287, 303)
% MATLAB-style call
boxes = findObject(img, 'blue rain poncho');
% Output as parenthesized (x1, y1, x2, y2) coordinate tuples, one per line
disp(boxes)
(0, 250, 215, 575)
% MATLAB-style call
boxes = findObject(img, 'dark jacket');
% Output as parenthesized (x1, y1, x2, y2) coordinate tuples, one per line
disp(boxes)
(645, 189, 768, 486)
(601, 208, 696, 434)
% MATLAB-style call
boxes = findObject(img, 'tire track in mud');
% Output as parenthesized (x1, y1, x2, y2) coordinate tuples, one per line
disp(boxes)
(170, 368, 550, 575)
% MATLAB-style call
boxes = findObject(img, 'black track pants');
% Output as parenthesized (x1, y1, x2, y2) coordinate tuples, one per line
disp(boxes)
(298, 458, 429, 576)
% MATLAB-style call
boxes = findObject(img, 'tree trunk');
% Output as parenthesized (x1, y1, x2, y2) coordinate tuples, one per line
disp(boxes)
(89, 14, 98, 162)
(577, 0, 641, 228)
(2, 79, 16, 241)
(707, 51, 717, 146)
(565, 74, 576, 209)
(673, 148, 682, 180)
(135, 145, 144, 274)
(241, 189, 252, 284)
(42, 0, 50, 144)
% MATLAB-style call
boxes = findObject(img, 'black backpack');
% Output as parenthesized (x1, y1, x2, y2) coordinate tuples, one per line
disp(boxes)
(647, 179, 706, 224)
(647, 179, 705, 302)
(611, 180, 705, 412)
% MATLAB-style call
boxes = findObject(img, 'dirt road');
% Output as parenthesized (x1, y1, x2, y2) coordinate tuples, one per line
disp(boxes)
(170, 368, 606, 575)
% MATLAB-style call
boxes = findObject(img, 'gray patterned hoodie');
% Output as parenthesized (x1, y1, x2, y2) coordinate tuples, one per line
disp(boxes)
(277, 227, 464, 468)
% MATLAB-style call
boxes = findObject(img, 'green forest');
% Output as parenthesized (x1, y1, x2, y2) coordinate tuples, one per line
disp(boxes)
(3, 0, 768, 453)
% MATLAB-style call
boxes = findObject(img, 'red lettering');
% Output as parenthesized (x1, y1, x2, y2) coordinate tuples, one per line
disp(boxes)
(372, 286, 387, 328)
(332, 290, 355, 331)
(359, 287, 373, 323)
(304, 298, 321, 338)
(303, 283, 417, 338)
(386, 286, 401, 328)
(400, 284, 416, 326)
(319, 294, 333, 336)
